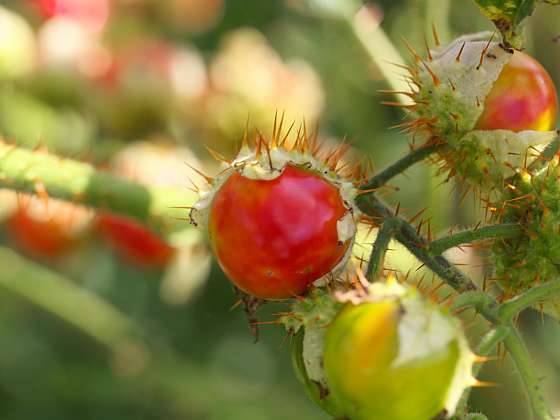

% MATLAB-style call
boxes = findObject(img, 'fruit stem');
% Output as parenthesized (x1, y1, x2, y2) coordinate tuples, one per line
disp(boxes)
(360, 143, 446, 191)
(366, 219, 397, 281)
(356, 193, 483, 294)
(499, 280, 560, 321)
(503, 324, 553, 420)
(428, 223, 523, 255)
(0, 141, 197, 233)
(450, 291, 499, 322)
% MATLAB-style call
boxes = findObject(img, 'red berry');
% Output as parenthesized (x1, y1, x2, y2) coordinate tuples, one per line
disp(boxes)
(8, 197, 91, 259)
(97, 213, 175, 268)
(208, 165, 350, 299)
(476, 51, 558, 132)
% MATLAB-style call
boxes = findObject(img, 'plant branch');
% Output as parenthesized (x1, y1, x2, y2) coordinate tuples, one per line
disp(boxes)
(429, 224, 523, 256)
(0, 141, 196, 232)
(450, 291, 499, 322)
(356, 193, 482, 292)
(366, 219, 397, 281)
(503, 325, 552, 420)
(361, 143, 447, 191)
(499, 280, 560, 321)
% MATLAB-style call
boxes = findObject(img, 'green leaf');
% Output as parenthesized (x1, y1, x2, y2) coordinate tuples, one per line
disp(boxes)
(473, 0, 536, 48)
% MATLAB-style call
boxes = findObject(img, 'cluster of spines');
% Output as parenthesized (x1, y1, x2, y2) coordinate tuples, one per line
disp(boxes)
(490, 153, 560, 297)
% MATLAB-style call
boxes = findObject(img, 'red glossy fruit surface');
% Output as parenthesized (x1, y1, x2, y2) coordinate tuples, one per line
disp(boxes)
(97, 213, 175, 268)
(208, 165, 350, 299)
(476, 51, 558, 132)
(9, 207, 75, 258)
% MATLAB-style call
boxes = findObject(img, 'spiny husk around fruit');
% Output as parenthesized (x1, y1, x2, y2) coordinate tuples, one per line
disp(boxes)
(396, 32, 557, 193)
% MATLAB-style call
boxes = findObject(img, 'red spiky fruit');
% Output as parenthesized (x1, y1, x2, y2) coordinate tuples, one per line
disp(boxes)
(209, 165, 350, 299)
(192, 126, 359, 300)
(476, 51, 558, 132)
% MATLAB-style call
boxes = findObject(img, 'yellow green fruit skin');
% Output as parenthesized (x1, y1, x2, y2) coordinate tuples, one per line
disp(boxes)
(323, 300, 460, 420)
(290, 330, 345, 418)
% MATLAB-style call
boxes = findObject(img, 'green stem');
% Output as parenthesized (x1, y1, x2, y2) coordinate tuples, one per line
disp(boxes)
(450, 291, 499, 322)
(429, 224, 523, 256)
(499, 280, 560, 321)
(360, 143, 446, 191)
(366, 219, 397, 281)
(503, 325, 552, 420)
(356, 193, 482, 293)
(454, 326, 510, 417)
(0, 141, 196, 232)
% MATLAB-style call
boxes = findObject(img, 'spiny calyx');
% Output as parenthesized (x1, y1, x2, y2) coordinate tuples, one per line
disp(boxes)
(395, 32, 558, 192)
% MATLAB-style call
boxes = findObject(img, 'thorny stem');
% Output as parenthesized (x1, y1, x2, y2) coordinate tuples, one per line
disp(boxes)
(503, 326, 553, 420)
(499, 280, 560, 321)
(361, 143, 447, 191)
(0, 141, 196, 233)
(356, 193, 484, 294)
(450, 291, 499, 322)
(366, 219, 397, 281)
(428, 223, 523, 256)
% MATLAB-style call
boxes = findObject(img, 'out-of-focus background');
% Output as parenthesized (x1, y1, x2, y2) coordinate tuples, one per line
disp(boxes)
(0, 1, 558, 419)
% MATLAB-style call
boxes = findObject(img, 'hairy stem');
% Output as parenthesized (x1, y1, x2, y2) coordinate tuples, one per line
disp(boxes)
(504, 325, 552, 420)
(499, 280, 560, 321)
(0, 141, 196, 232)
(366, 219, 397, 281)
(429, 223, 523, 256)
(450, 291, 499, 322)
(361, 143, 446, 191)
(356, 193, 483, 294)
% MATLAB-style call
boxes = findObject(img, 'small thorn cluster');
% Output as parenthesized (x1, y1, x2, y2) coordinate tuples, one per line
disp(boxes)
(490, 154, 560, 308)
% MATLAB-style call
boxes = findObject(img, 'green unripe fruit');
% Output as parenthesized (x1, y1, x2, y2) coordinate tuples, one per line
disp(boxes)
(290, 330, 345, 417)
(322, 283, 474, 420)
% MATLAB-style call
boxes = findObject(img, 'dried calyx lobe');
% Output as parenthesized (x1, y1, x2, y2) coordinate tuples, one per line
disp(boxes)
(190, 128, 360, 300)
(405, 32, 557, 193)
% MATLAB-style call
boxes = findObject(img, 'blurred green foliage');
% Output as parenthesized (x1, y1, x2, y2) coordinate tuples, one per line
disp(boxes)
(0, 0, 558, 419)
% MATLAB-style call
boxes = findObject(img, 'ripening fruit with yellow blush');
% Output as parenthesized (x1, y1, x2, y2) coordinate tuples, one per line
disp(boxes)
(476, 51, 558, 132)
